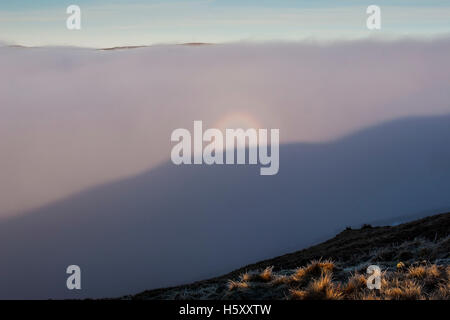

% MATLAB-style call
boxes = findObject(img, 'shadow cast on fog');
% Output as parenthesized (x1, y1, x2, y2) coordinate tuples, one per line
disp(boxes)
(1, 115, 450, 299)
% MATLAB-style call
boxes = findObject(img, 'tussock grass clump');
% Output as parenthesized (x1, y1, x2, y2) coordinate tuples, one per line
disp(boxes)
(240, 273, 252, 282)
(238, 267, 274, 283)
(425, 264, 440, 278)
(384, 280, 423, 300)
(343, 274, 367, 297)
(223, 260, 448, 300)
(406, 264, 442, 296)
(433, 283, 450, 299)
(291, 259, 335, 282)
(258, 267, 274, 282)
(290, 273, 342, 300)
(227, 280, 249, 291)
(305, 259, 335, 275)
(407, 266, 427, 279)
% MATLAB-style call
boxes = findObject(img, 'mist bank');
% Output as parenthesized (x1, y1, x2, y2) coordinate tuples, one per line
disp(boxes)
(1, 39, 450, 217)
(1, 115, 450, 299)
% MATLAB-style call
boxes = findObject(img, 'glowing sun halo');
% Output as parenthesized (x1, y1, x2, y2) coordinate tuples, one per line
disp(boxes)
(214, 112, 262, 131)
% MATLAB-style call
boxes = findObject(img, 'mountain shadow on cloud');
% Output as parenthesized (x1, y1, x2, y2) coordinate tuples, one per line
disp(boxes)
(1, 115, 450, 299)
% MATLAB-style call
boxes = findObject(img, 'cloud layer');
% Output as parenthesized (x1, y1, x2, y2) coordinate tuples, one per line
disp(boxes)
(1, 38, 450, 217)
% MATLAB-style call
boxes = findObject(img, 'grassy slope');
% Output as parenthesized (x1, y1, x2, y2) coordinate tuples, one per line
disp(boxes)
(127, 212, 449, 300)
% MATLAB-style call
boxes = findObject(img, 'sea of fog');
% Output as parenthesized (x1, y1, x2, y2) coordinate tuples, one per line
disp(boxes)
(0, 39, 450, 298)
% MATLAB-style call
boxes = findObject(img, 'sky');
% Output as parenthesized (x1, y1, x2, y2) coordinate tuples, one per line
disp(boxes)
(1, 0, 450, 47)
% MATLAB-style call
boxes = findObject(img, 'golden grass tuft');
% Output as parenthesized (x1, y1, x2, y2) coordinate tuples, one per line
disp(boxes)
(343, 274, 367, 296)
(434, 283, 450, 299)
(291, 259, 335, 282)
(290, 273, 342, 300)
(407, 266, 426, 278)
(291, 267, 307, 281)
(258, 267, 274, 282)
(427, 264, 440, 278)
(384, 280, 422, 300)
(240, 273, 253, 282)
(227, 280, 249, 291)
(226, 260, 448, 300)
(408, 264, 441, 279)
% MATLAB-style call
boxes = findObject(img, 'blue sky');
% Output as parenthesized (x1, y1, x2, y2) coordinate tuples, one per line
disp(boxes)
(1, 0, 450, 47)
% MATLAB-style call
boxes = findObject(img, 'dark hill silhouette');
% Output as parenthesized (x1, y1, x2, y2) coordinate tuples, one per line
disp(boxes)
(1, 115, 450, 299)
(130, 212, 450, 300)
